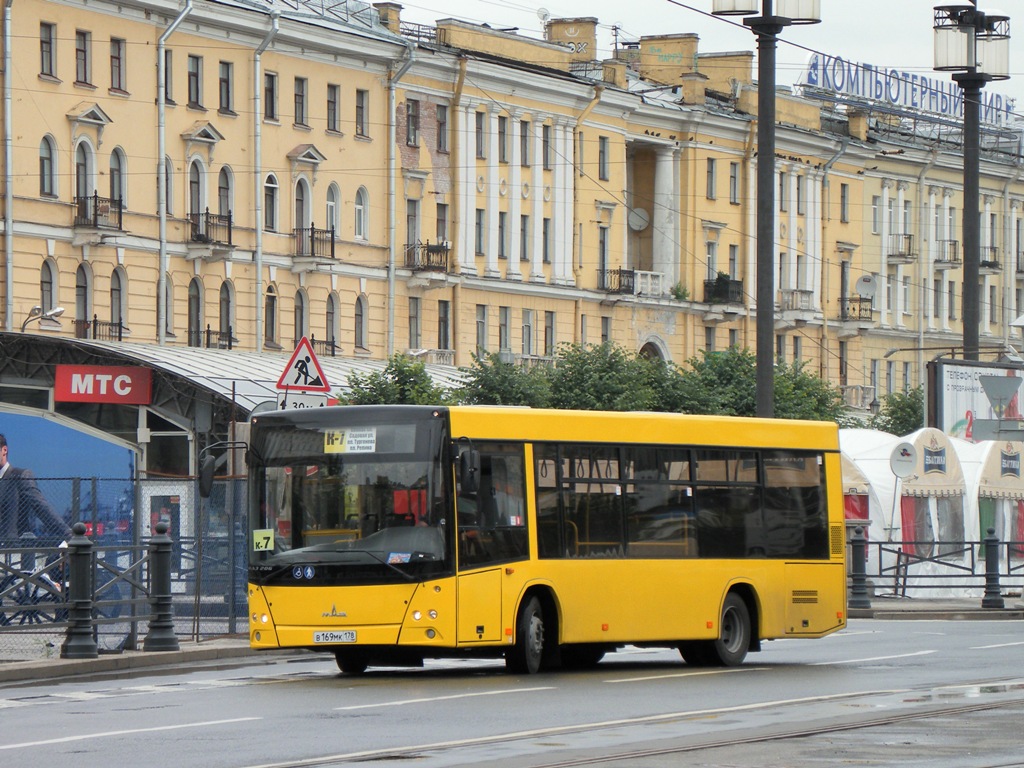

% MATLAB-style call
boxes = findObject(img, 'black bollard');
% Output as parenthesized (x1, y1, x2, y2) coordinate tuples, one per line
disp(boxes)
(61, 523, 98, 659)
(143, 521, 180, 651)
(848, 526, 872, 610)
(981, 527, 1005, 610)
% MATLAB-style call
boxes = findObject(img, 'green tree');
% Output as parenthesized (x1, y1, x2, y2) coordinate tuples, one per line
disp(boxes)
(547, 343, 663, 411)
(456, 352, 551, 407)
(868, 386, 924, 436)
(773, 359, 846, 422)
(341, 354, 449, 405)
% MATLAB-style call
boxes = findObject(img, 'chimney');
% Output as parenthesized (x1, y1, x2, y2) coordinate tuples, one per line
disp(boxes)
(374, 2, 403, 35)
(545, 17, 598, 62)
(637, 33, 699, 86)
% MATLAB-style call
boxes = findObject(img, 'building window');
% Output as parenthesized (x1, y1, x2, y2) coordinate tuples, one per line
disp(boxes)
(437, 300, 451, 350)
(705, 325, 715, 352)
(162, 50, 174, 103)
(264, 285, 278, 345)
(498, 212, 508, 259)
(776, 334, 785, 362)
(220, 281, 233, 339)
(405, 198, 420, 252)
(39, 137, 56, 197)
(948, 280, 956, 320)
(475, 111, 486, 158)
(75, 142, 92, 200)
(40, 261, 56, 312)
(599, 226, 609, 276)
(522, 309, 534, 356)
(110, 268, 124, 325)
(40, 23, 56, 77)
(542, 218, 551, 264)
(729, 161, 740, 204)
(598, 136, 609, 181)
(520, 215, 530, 262)
(354, 186, 368, 240)
(475, 208, 486, 254)
(355, 89, 369, 136)
(497, 116, 509, 163)
(475, 305, 488, 353)
(263, 174, 278, 231)
(75, 30, 91, 85)
(840, 183, 850, 222)
(326, 184, 340, 235)
(796, 175, 806, 215)
(728, 244, 738, 276)
(436, 203, 449, 242)
(436, 104, 448, 151)
(110, 38, 126, 91)
(544, 311, 555, 356)
(76, 265, 90, 326)
(294, 77, 308, 126)
(161, 156, 173, 214)
(499, 306, 511, 351)
(109, 149, 125, 205)
(871, 195, 881, 234)
(778, 171, 788, 212)
(187, 54, 202, 107)
(542, 124, 552, 169)
(187, 279, 202, 347)
(326, 84, 339, 132)
(218, 61, 233, 113)
(601, 316, 611, 344)
(706, 158, 717, 199)
(408, 297, 420, 349)
(325, 292, 337, 346)
(729, 328, 739, 348)
(263, 72, 277, 120)
(218, 167, 232, 216)
(933, 278, 942, 319)
(405, 99, 419, 145)
(705, 241, 718, 281)
(521, 120, 531, 167)
(293, 290, 307, 343)
(353, 296, 367, 349)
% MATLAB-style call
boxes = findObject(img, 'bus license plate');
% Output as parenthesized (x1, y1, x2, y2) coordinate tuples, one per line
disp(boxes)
(313, 630, 356, 644)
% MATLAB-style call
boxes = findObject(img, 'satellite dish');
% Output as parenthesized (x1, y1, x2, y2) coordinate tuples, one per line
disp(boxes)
(854, 274, 877, 299)
(628, 207, 650, 232)
(537, 7, 551, 23)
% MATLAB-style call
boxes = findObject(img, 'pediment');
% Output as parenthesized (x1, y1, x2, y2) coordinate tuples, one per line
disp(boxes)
(66, 102, 113, 126)
(287, 144, 327, 165)
(181, 121, 225, 144)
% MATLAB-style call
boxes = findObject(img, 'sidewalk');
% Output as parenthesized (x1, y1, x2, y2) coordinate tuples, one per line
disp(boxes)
(1, 599, 1021, 685)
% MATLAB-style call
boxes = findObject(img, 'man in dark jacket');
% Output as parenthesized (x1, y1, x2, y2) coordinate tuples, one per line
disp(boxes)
(0, 432, 69, 543)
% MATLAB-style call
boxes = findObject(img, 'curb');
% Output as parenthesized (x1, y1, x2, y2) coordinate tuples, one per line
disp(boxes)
(849, 608, 1024, 620)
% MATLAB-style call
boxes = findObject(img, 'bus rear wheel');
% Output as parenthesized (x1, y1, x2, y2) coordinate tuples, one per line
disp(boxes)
(679, 594, 751, 667)
(335, 650, 369, 675)
(506, 596, 545, 674)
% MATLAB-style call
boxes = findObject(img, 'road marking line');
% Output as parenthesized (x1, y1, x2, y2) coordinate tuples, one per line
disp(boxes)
(605, 667, 769, 683)
(811, 650, 936, 665)
(970, 641, 1024, 650)
(335, 687, 554, 710)
(0, 717, 261, 750)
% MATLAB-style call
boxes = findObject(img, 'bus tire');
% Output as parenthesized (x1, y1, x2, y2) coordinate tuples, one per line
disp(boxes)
(506, 596, 545, 674)
(678, 641, 710, 667)
(707, 593, 751, 667)
(335, 650, 368, 675)
(560, 644, 605, 670)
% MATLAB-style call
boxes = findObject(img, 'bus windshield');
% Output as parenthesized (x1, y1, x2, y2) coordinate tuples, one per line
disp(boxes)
(248, 407, 453, 583)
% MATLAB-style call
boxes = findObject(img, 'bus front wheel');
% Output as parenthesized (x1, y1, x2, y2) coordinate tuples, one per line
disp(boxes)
(335, 650, 369, 675)
(507, 596, 545, 674)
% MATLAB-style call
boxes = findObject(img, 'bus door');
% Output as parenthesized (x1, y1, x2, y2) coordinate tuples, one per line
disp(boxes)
(455, 444, 529, 645)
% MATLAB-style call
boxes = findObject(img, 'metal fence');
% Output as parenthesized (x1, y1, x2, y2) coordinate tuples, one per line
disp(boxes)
(0, 478, 246, 661)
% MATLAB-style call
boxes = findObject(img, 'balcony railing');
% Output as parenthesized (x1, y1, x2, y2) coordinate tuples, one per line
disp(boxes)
(73, 315, 126, 341)
(838, 296, 873, 321)
(187, 325, 235, 349)
(405, 241, 451, 272)
(934, 240, 960, 268)
(841, 384, 877, 410)
(980, 246, 1001, 273)
(294, 224, 335, 259)
(887, 233, 916, 262)
(74, 193, 123, 230)
(598, 269, 665, 296)
(779, 289, 814, 311)
(703, 276, 743, 304)
(189, 209, 233, 245)
(309, 335, 339, 357)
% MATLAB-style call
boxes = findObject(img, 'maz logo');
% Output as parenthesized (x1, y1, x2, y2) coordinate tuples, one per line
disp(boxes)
(322, 605, 348, 618)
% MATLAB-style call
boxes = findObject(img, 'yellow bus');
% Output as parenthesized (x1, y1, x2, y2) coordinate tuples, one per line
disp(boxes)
(243, 405, 847, 674)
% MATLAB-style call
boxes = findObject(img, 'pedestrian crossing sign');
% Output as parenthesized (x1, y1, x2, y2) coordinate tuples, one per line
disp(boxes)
(276, 336, 331, 392)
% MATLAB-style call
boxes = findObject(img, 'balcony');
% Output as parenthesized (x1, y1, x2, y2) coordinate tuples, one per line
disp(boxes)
(189, 209, 233, 246)
(73, 315, 126, 341)
(703, 276, 743, 304)
(405, 241, 451, 272)
(838, 296, 873, 321)
(979, 247, 1001, 275)
(294, 224, 336, 259)
(309, 335, 338, 357)
(779, 289, 813, 312)
(598, 268, 665, 297)
(406, 348, 455, 366)
(841, 384, 877, 411)
(934, 240, 961, 270)
(74, 193, 123, 230)
(187, 325, 235, 349)
(887, 233, 917, 264)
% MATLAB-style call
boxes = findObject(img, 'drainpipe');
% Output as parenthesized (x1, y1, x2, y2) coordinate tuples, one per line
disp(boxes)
(818, 137, 848, 379)
(3, 0, 14, 331)
(157, 0, 194, 345)
(386, 38, 415, 357)
(253, 10, 280, 352)
(916, 149, 938, 415)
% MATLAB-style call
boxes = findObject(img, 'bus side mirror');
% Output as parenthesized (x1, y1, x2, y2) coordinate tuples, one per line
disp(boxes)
(459, 449, 481, 494)
(199, 455, 217, 499)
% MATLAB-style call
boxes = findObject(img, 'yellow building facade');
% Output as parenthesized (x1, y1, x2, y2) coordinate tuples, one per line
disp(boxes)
(3, 0, 1024, 421)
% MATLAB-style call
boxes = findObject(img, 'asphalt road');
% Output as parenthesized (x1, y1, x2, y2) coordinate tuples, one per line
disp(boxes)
(2, 619, 1023, 768)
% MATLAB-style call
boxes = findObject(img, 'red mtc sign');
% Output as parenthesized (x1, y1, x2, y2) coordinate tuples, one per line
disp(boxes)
(54, 365, 152, 404)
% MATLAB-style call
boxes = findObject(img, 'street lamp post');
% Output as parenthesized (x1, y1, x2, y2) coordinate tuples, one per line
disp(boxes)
(712, 1, 821, 418)
(20, 304, 64, 332)
(934, 4, 1010, 361)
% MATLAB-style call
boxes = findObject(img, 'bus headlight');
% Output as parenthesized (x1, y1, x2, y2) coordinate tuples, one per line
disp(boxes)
(413, 610, 422, 621)
(428, 610, 438, 619)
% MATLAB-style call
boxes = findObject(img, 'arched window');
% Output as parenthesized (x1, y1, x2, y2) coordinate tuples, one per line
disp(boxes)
(159, 156, 174, 215)
(295, 179, 310, 231)
(188, 278, 202, 347)
(264, 174, 278, 231)
(39, 137, 57, 197)
(75, 142, 93, 200)
(74, 264, 90, 335)
(293, 290, 307, 345)
(188, 160, 203, 216)
(326, 184, 340, 237)
(217, 167, 232, 217)
(264, 284, 278, 345)
(326, 292, 338, 347)
(40, 260, 56, 312)
(219, 281, 234, 344)
(110, 268, 126, 326)
(354, 186, 368, 240)
(110, 148, 126, 206)
(354, 294, 368, 349)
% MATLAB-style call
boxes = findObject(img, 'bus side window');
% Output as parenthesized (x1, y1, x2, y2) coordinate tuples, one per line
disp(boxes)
(458, 444, 529, 568)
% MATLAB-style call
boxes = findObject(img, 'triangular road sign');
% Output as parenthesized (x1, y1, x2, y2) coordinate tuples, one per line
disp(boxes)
(277, 337, 331, 392)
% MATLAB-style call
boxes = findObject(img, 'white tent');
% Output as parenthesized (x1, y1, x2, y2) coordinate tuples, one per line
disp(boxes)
(950, 439, 1024, 558)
